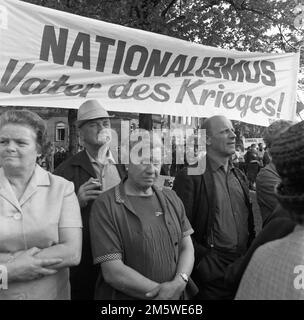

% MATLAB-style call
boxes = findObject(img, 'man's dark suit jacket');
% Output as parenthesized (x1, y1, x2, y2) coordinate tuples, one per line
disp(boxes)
(54, 150, 126, 300)
(173, 159, 255, 298)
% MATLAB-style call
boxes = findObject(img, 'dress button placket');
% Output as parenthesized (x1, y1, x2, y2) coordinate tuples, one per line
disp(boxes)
(13, 212, 22, 220)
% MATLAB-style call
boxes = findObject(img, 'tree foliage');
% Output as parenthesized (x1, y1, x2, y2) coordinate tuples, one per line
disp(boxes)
(22, 0, 302, 52)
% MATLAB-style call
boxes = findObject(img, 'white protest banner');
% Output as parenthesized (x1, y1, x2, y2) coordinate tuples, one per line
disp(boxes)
(0, 0, 299, 126)
(242, 137, 264, 149)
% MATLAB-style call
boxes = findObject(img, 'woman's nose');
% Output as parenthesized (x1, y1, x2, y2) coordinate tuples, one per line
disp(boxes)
(6, 141, 17, 151)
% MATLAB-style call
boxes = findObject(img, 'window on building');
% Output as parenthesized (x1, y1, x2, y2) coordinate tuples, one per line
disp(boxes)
(56, 122, 66, 141)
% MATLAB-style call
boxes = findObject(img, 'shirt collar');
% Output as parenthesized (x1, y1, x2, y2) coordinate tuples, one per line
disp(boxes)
(0, 164, 50, 187)
(115, 178, 162, 204)
(86, 147, 115, 165)
(208, 155, 234, 173)
(0, 165, 50, 210)
(114, 180, 168, 219)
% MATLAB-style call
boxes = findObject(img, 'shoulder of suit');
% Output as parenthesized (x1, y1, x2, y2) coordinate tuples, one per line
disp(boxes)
(234, 166, 246, 178)
(54, 151, 89, 171)
(176, 166, 205, 179)
(95, 185, 117, 202)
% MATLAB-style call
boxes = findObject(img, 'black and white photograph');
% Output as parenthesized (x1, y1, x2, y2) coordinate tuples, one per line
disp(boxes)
(1, 0, 304, 316)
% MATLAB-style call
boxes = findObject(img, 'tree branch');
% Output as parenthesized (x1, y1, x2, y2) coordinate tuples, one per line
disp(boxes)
(225, 0, 276, 23)
(225, 0, 299, 51)
(161, 0, 178, 18)
(277, 24, 298, 51)
(200, 0, 222, 11)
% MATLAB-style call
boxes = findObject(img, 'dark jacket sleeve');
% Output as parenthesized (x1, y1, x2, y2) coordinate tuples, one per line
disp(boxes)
(173, 168, 195, 223)
(173, 168, 209, 263)
(262, 203, 291, 228)
(53, 156, 85, 194)
(53, 158, 74, 181)
(225, 217, 296, 294)
(235, 167, 256, 246)
(53, 161, 66, 177)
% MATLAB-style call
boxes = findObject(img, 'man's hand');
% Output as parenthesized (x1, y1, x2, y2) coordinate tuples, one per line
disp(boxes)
(7, 247, 63, 282)
(77, 178, 102, 208)
(145, 277, 186, 300)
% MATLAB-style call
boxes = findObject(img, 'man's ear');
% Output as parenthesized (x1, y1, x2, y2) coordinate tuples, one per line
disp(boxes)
(78, 130, 84, 144)
(206, 135, 212, 146)
(36, 143, 42, 156)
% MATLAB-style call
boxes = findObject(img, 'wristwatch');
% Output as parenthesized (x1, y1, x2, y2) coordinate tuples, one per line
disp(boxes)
(179, 272, 189, 283)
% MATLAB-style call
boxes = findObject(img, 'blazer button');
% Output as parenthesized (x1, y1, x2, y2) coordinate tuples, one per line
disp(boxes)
(13, 213, 22, 220)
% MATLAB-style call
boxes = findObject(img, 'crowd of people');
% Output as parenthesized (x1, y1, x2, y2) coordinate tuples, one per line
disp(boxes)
(0, 99, 303, 300)
(36, 145, 68, 172)
(231, 142, 269, 191)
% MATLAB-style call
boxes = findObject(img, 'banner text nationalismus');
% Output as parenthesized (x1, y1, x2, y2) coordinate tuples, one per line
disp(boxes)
(39, 25, 276, 87)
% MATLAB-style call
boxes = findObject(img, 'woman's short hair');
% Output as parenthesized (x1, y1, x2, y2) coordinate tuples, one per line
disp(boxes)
(0, 109, 47, 151)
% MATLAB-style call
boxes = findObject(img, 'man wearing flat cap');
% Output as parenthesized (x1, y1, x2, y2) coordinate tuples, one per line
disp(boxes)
(54, 100, 127, 300)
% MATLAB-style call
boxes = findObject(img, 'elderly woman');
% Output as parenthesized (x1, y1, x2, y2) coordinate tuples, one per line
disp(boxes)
(90, 134, 196, 300)
(0, 110, 82, 300)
